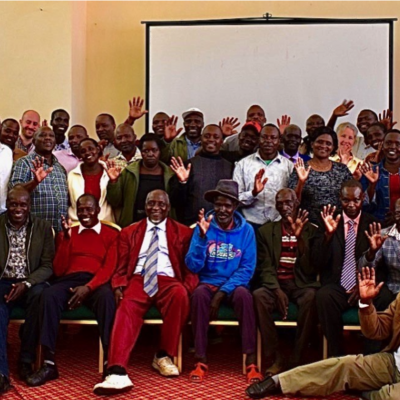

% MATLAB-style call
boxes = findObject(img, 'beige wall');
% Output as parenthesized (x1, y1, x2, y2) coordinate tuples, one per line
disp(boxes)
(0, 1, 399, 136)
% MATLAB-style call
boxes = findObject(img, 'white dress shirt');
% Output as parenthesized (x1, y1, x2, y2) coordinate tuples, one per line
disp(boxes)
(0, 144, 13, 213)
(233, 151, 294, 224)
(78, 221, 102, 234)
(134, 219, 175, 277)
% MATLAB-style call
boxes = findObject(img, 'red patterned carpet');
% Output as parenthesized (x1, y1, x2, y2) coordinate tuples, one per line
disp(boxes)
(3, 325, 358, 400)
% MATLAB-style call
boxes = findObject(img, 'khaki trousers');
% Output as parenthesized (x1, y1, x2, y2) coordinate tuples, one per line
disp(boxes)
(280, 352, 400, 400)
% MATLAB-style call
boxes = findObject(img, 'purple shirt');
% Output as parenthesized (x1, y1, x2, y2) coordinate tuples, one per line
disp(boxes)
(53, 149, 80, 174)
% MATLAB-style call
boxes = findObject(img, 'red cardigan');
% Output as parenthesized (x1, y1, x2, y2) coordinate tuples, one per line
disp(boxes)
(112, 218, 198, 294)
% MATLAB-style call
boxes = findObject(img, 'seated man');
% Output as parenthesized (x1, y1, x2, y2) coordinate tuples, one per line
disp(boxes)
(186, 180, 261, 384)
(358, 197, 400, 302)
(246, 267, 400, 400)
(0, 185, 54, 393)
(93, 190, 197, 395)
(253, 188, 319, 374)
(26, 194, 119, 386)
(312, 179, 392, 357)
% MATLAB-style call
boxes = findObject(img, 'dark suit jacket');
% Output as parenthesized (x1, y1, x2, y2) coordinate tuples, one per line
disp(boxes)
(312, 212, 380, 286)
(111, 217, 198, 293)
(253, 221, 320, 290)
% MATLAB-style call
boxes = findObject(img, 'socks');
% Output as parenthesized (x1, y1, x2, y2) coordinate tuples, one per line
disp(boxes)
(108, 365, 127, 376)
(156, 350, 169, 359)
(272, 374, 280, 387)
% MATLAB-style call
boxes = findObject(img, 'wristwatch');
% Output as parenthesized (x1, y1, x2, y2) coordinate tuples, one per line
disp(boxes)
(22, 281, 32, 289)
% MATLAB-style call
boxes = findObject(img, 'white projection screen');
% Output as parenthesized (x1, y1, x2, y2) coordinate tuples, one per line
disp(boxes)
(146, 20, 394, 131)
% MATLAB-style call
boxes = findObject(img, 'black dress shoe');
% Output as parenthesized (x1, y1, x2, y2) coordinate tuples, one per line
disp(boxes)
(0, 374, 10, 394)
(18, 361, 33, 381)
(245, 377, 281, 399)
(26, 364, 59, 387)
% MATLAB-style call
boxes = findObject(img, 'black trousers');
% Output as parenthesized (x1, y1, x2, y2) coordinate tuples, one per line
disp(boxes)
(316, 283, 395, 357)
(38, 272, 116, 355)
(253, 279, 317, 366)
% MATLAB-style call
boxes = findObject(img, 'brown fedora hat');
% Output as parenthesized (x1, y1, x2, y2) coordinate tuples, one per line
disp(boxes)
(204, 179, 242, 205)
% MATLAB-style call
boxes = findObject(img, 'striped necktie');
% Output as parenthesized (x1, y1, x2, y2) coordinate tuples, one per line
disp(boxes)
(340, 220, 357, 291)
(143, 226, 159, 297)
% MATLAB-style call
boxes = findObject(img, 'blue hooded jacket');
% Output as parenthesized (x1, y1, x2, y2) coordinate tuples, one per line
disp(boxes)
(185, 211, 256, 295)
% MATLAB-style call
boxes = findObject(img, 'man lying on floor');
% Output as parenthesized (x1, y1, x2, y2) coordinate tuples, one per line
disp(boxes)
(246, 265, 400, 400)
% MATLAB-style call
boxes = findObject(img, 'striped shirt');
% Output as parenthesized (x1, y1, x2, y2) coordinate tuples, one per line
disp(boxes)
(10, 152, 68, 233)
(277, 225, 297, 280)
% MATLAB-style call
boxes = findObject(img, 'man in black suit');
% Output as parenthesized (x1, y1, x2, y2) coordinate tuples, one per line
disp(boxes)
(313, 179, 392, 357)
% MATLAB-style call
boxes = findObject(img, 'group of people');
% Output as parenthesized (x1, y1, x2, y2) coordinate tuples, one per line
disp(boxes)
(1, 98, 400, 399)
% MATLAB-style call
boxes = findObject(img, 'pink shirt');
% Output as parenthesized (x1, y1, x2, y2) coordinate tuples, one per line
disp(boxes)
(54, 149, 80, 174)
(343, 212, 361, 239)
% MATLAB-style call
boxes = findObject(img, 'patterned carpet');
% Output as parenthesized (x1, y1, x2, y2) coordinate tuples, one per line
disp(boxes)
(3, 325, 358, 400)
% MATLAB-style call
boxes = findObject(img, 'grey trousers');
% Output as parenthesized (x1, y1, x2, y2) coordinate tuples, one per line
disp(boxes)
(279, 352, 400, 400)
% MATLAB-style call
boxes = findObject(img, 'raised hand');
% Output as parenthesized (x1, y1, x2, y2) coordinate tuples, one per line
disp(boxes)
(105, 160, 122, 182)
(98, 139, 109, 149)
(360, 162, 379, 184)
(332, 99, 354, 117)
(365, 222, 388, 253)
(287, 209, 309, 238)
(379, 109, 397, 131)
(252, 169, 268, 197)
(294, 158, 311, 183)
(164, 115, 183, 142)
(61, 215, 72, 239)
(30, 157, 53, 184)
(170, 156, 191, 183)
(128, 96, 148, 121)
(358, 267, 384, 303)
(320, 204, 341, 234)
(277, 115, 291, 134)
(352, 163, 362, 181)
(197, 208, 213, 238)
(41, 119, 48, 127)
(219, 117, 240, 137)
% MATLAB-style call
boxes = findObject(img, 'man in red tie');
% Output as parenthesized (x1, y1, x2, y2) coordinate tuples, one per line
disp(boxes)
(93, 189, 197, 395)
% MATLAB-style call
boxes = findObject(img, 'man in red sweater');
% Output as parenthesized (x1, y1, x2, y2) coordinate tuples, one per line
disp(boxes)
(93, 189, 197, 396)
(27, 194, 119, 387)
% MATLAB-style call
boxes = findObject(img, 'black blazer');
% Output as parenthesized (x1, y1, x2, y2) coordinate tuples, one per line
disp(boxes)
(311, 212, 380, 286)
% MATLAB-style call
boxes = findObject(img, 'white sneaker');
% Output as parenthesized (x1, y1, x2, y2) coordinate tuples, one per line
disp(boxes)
(152, 355, 179, 377)
(93, 374, 134, 396)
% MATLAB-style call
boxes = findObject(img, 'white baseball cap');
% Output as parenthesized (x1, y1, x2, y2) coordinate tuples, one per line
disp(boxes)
(182, 108, 204, 120)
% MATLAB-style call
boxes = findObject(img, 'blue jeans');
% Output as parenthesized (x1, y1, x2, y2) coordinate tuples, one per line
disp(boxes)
(0, 279, 47, 377)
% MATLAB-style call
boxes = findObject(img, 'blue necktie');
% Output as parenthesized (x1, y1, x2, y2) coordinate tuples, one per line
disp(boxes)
(143, 227, 159, 297)
(340, 220, 357, 291)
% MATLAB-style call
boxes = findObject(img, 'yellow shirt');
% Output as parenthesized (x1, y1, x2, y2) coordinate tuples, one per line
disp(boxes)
(330, 154, 361, 173)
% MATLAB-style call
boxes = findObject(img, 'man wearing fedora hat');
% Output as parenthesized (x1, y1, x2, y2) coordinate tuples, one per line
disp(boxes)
(185, 179, 261, 384)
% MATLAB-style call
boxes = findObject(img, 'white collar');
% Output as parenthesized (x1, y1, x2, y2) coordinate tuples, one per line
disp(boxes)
(78, 221, 102, 234)
(388, 224, 400, 240)
(146, 218, 167, 232)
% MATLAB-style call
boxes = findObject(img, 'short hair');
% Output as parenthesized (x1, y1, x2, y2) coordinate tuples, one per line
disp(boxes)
(69, 125, 88, 136)
(275, 187, 298, 203)
(202, 124, 222, 136)
(50, 109, 70, 121)
(7, 184, 31, 202)
(247, 104, 265, 115)
(341, 179, 363, 193)
(367, 122, 387, 134)
(115, 123, 135, 137)
(359, 109, 378, 121)
(77, 193, 99, 208)
(311, 126, 339, 155)
(262, 123, 280, 135)
(1, 118, 19, 128)
(139, 133, 162, 150)
(385, 129, 400, 136)
(145, 189, 170, 205)
(283, 124, 302, 136)
(152, 112, 169, 120)
(33, 126, 54, 140)
(79, 137, 100, 148)
(97, 113, 116, 125)
(306, 114, 325, 125)
(336, 122, 358, 138)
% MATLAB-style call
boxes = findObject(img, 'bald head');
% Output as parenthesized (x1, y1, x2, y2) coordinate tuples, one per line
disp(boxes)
(145, 190, 170, 224)
(20, 110, 40, 140)
(7, 185, 31, 228)
(114, 123, 137, 156)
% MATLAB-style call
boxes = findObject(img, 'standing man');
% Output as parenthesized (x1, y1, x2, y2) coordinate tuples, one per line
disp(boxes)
(0, 185, 55, 393)
(95, 113, 119, 158)
(170, 124, 233, 226)
(54, 125, 88, 174)
(280, 125, 311, 163)
(233, 124, 294, 230)
(110, 123, 142, 170)
(16, 110, 41, 154)
(313, 180, 392, 357)
(93, 190, 197, 395)
(27, 194, 119, 387)
(50, 109, 70, 151)
(0, 119, 27, 161)
(0, 140, 13, 213)
(152, 112, 170, 139)
(186, 180, 261, 383)
(253, 188, 318, 374)
(10, 127, 68, 233)
(354, 109, 379, 160)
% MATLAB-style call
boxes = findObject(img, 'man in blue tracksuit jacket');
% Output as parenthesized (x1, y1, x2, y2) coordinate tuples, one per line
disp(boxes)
(185, 179, 261, 384)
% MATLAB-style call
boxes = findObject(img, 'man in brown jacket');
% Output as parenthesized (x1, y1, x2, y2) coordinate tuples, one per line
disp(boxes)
(246, 265, 400, 400)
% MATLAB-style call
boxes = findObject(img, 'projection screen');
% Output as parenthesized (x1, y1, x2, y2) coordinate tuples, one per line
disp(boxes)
(146, 20, 393, 131)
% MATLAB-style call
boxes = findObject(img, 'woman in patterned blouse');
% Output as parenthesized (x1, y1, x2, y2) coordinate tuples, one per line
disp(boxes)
(288, 126, 353, 225)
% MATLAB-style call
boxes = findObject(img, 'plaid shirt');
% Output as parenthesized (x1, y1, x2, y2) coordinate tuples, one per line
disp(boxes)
(9, 152, 68, 233)
(110, 148, 142, 170)
(15, 136, 34, 154)
(359, 224, 400, 294)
